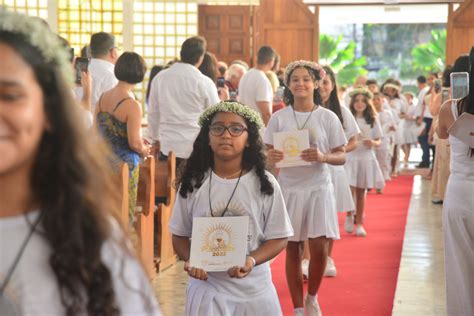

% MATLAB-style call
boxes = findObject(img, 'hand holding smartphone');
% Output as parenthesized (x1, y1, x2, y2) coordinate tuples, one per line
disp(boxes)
(74, 57, 90, 85)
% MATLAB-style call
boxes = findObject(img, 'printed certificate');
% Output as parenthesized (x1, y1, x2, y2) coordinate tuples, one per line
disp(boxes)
(190, 216, 249, 272)
(448, 112, 474, 147)
(273, 130, 311, 168)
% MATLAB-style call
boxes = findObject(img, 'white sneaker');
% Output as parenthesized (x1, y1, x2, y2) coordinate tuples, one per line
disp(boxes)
(302, 259, 309, 279)
(344, 214, 354, 233)
(355, 225, 367, 237)
(305, 295, 322, 316)
(324, 257, 337, 277)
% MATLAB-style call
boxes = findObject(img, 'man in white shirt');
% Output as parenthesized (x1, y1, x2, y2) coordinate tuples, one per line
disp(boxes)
(238, 46, 276, 126)
(148, 36, 220, 162)
(415, 75, 435, 168)
(89, 32, 119, 114)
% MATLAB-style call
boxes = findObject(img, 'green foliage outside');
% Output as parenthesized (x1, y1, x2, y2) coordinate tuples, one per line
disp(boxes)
(411, 29, 446, 73)
(319, 34, 367, 87)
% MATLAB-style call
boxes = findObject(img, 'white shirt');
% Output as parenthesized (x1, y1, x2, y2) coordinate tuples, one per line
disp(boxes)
(0, 211, 161, 315)
(147, 63, 220, 159)
(415, 86, 432, 119)
(169, 169, 293, 297)
(238, 68, 273, 115)
(264, 106, 347, 189)
(340, 105, 360, 140)
(89, 58, 118, 114)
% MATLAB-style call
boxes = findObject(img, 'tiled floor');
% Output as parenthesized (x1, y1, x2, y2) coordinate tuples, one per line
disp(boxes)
(153, 153, 447, 316)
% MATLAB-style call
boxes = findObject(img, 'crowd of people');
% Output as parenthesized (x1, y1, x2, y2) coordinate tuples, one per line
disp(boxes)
(1, 9, 473, 316)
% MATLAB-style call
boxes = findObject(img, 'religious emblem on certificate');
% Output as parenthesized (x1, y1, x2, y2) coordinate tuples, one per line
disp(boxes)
(190, 216, 249, 272)
(273, 130, 311, 168)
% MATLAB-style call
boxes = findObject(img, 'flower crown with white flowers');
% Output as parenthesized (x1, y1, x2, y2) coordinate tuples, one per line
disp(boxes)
(0, 9, 73, 83)
(284, 60, 326, 86)
(198, 101, 264, 129)
(349, 86, 374, 99)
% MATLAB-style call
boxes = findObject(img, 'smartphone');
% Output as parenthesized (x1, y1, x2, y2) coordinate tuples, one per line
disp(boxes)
(441, 87, 450, 104)
(450, 72, 469, 99)
(74, 57, 89, 85)
(216, 77, 226, 88)
(433, 79, 442, 93)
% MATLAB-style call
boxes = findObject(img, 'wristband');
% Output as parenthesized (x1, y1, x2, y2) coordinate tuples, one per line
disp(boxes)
(247, 256, 256, 267)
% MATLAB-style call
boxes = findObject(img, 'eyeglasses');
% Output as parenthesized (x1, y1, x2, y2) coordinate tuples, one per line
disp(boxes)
(209, 124, 248, 137)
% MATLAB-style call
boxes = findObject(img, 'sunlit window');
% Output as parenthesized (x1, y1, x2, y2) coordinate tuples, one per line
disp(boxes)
(1, 0, 48, 20)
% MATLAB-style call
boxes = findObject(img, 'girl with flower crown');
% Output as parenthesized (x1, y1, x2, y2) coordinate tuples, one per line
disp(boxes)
(169, 101, 293, 315)
(264, 60, 347, 316)
(345, 88, 385, 237)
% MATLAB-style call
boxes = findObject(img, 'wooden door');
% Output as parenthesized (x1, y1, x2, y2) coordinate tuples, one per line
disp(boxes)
(198, 5, 253, 66)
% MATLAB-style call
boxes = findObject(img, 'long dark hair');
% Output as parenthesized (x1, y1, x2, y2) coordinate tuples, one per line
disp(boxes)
(321, 65, 344, 125)
(283, 65, 323, 106)
(1, 31, 126, 314)
(179, 112, 273, 198)
(198, 51, 218, 84)
(349, 93, 377, 127)
(457, 47, 474, 116)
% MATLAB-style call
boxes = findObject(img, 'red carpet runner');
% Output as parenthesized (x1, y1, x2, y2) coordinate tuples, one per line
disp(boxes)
(271, 175, 414, 316)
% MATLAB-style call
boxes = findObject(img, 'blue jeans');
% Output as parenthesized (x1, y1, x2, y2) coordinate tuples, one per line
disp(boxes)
(417, 117, 435, 167)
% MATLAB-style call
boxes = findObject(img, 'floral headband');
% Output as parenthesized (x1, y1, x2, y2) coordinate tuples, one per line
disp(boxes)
(349, 87, 374, 100)
(198, 101, 264, 129)
(284, 60, 326, 86)
(382, 83, 401, 92)
(0, 9, 73, 83)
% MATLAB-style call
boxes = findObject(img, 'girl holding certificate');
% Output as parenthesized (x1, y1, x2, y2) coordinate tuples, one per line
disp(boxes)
(345, 88, 385, 237)
(264, 60, 347, 316)
(169, 101, 293, 316)
(301, 65, 360, 279)
(437, 48, 474, 316)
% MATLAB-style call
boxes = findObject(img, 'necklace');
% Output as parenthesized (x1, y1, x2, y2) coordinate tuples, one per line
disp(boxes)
(208, 169, 243, 217)
(292, 104, 317, 130)
(215, 169, 242, 179)
(0, 213, 42, 295)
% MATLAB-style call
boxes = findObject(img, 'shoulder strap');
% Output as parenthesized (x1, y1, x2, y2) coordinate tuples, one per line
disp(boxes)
(113, 97, 133, 113)
(97, 93, 104, 112)
(450, 100, 459, 119)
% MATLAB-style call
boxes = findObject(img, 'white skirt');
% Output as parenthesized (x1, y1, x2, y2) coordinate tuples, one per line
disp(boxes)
(329, 165, 355, 212)
(282, 180, 339, 241)
(185, 277, 282, 316)
(345, 153, 385, 190)
(375, 145, 392, 181)
(400, 120, 425, 144)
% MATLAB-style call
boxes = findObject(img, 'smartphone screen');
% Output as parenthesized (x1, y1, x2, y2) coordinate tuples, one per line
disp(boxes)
(450, 72, 469, 99)
(74, 57, 89, 85)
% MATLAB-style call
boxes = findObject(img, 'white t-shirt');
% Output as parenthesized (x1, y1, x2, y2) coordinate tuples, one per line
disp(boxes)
(340, 105, 360, 140)
(0, 211, 161, 316)
(238, 68, 273, 115)
(169, 169, 293, 297)
(89, 59, 118, 114)
(147, 63, 220, 159)
(351, 117, 383, 157)
(415, 86, 433, 119)
(263, 106, 347, 189)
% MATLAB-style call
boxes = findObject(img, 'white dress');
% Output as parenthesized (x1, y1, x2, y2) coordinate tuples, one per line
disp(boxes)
(264, 106, 347, 241)
(0, 211, 161, 316)
(390, 98, 406, 145)
(442, 102, 474, 316)
(330, 106, 359, 212)
(375, 109, 396, 181)
(400, 104, 423, 144)
(345, 117, 385, 190)
(169, 170, 293, 316)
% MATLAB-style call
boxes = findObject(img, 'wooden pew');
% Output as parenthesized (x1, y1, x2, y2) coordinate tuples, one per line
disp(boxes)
(154, 151, 177, 272)
(136, 156, 156, 279)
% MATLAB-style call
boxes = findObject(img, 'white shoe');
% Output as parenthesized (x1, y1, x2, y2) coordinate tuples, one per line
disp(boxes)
(302, 259, 309, 279)
(344, 214, 354, 233)
(324, 257, 337, 277)
(305, 295, 322, 316)
(355, 225, 367, 237)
